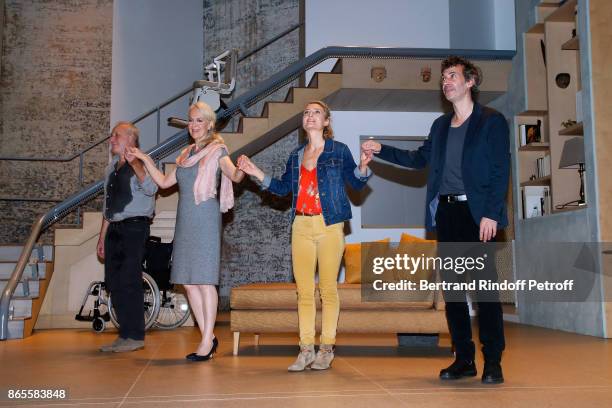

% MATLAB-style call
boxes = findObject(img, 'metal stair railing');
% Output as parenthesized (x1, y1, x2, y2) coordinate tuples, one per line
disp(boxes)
(0, 46, 515, 340)
(215, 46, 515, 121)
(0, 22, 304, 205)
(0, 85, 193, 207)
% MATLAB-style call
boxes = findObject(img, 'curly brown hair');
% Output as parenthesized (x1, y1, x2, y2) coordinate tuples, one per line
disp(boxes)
(441, 56, 483, 97)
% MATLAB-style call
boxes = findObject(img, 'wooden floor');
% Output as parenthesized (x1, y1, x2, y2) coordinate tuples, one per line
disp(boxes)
(1, 318, 612, 407)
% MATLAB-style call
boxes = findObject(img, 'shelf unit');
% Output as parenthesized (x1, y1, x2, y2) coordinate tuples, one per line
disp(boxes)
(520, 176, 552, 187)
(516, 0, 585, 219)
(561, 37, 579, 50)
(558, 121, 583, 136)
(519, 142, 550, 152)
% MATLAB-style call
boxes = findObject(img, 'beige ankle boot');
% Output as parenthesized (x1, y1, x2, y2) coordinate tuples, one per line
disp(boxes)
(287, 344, 315, 372)
(311, 344, 335, 370)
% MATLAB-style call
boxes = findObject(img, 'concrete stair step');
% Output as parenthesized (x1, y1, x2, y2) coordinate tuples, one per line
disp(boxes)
(8, 297, 33, 320)
(151, 219, 176, 229)
(0, 245, 53, 262)
(7, 317, 25, 340)
(149, 230, 175, 242)
(0, 262, 47, 280)
(151, 210, 177, 233)
(0, 279, 39, 297)
(155, 210, 177, 218)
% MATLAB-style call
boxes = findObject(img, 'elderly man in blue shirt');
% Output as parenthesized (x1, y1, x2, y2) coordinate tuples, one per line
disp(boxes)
(97, 121, 157, 353)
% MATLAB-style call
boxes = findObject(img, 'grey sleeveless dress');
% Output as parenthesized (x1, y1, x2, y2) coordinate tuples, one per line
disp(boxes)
(171, 150, 226, 285)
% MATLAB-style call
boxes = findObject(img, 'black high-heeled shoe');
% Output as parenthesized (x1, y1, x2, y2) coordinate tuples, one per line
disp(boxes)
(186, 337, 219, 361)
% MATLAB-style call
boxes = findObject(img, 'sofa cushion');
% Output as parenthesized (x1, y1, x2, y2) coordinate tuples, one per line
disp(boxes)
(230, 283, 433, 310)
(394, 232, 438, 283)
(344, 238, 390, 284)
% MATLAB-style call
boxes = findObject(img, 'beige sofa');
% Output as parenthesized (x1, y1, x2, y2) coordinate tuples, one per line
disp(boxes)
(230, 282, 448, 355)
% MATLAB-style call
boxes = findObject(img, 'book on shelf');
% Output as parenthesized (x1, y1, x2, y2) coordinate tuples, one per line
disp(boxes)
(536, 154, 551, 178)
(521, 185, 552, 218)
(519, 120, 543, 146)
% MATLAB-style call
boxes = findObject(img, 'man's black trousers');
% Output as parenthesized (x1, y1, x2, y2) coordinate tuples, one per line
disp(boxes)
(104, 218, 150, 340)
(435, 200, 505, 362)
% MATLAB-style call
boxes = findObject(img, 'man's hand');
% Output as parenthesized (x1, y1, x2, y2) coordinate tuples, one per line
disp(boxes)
(96, 237, 105, 260)
(361, 140, 381, 155)
(479, 217, 498, 242)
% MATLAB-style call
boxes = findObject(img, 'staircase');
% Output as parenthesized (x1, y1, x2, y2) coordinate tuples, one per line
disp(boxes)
(226, 68, 342, 156)
(1, 48, 514, 339)
(172, 61, 344, 158)
(0, 246, 53, 339)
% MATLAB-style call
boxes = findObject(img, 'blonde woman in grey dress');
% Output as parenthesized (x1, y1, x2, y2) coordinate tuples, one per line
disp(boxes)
(127, 101, 244, 361)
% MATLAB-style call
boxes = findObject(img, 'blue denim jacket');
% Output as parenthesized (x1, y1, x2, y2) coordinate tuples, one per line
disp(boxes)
(262, 139, 370, 225)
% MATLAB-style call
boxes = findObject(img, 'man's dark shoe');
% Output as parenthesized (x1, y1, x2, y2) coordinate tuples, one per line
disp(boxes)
(439, 359, 477, 380)
(482, 361, 504, 384)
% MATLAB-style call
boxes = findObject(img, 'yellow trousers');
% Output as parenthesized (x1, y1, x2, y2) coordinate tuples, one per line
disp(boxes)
(291, 214, 345, 345)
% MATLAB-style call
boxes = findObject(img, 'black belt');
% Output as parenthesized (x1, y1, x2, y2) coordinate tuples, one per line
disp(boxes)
(439, 194, 468, 203)
(295, 211, 320, 217)
(112, 216, 152, 224)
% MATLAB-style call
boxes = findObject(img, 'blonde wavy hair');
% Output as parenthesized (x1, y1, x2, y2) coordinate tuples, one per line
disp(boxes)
(189, 101, 224, 147)
(305, 100, 334, 139)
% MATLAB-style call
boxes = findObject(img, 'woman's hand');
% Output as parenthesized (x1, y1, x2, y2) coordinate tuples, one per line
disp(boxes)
(361, 140, 381, 155)
(237, 155, 265, 182)
(126, 146, 177, 189)
(219, 156, 245, 183)
(124, 147, 149, 182)
(359, 146, 373, 175)
(125, 147, 148, 162)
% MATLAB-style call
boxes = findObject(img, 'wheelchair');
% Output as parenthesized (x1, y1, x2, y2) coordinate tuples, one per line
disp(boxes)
(74, 272, 160, 332)
(75, 236, 190, 332)
(143, 237, 191, 330)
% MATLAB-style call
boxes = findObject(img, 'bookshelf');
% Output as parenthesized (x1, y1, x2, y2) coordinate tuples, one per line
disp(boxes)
(558, 122, 583, 136)
(520, 176, 551, 187)
(561, 37, 579, 50)
(515, 0, 586, 219)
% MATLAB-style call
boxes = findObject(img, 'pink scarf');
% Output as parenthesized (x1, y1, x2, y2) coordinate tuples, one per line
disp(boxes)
(175, 142, 234, 213)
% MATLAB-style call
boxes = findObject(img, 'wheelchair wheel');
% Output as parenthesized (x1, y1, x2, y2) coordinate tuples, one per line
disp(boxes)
(108, 272, 161, 331)
(92, 317, 106, 333)
(154, 289, 191, 330)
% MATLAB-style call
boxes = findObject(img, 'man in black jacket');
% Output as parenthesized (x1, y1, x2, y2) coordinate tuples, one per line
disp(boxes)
(362, 56, 510, 384)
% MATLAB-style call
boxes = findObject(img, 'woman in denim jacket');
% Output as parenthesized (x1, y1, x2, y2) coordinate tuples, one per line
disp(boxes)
(238, 101, 371, 371)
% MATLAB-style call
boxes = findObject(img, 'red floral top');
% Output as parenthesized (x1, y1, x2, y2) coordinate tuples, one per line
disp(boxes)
(295, 165, 322, 215)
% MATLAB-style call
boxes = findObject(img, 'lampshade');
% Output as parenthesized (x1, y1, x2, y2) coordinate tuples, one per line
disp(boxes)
(558, 137, 585, 169)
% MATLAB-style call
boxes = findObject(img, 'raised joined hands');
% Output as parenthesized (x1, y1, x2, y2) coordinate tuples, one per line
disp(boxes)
(361, 140, 381, 156)
(125, 146, 147, 163)
(237, 155, 264, 181)
(359, 140, 381, 174)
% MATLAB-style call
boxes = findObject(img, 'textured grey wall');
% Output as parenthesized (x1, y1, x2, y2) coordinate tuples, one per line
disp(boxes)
(0, 0, 4, 81)
(203, 0, 301, 308)
(0, 0, 113, 244)
(204, 0, 300, 124)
